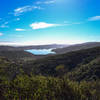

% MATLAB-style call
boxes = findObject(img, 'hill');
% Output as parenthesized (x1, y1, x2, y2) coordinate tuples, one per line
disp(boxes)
(67, 57, 100, 81)
(0, 46, 100, 80)
(0, 46, 17, 51)
(0, 44, 68, 62)
(23, 46, 100, 79)
(0, 44, 68, 51)
(17, 44, 68, 50)
(0, 50, 46, 62)
(53, 42, 100, 54)
(0, 46, 100, 100)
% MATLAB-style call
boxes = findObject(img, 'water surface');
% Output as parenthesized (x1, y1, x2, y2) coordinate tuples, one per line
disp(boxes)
(26, 49, 56, 55)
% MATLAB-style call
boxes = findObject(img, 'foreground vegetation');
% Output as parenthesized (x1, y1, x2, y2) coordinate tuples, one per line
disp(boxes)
(1, 74, 100, 100)
(0, 46, 100, 100)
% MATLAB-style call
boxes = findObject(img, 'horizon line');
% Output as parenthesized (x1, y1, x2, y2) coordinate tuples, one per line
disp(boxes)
(0, 41, 99, 46)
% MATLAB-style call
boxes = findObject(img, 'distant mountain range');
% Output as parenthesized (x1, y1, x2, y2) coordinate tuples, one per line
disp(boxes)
(17, 44, 68, 50)
(1, 42, 100, 52)
(53, 42, 100, 54)
(0, 44, 68, 62)
(0, 42, 100, 62)
(0, 44, 68, 51)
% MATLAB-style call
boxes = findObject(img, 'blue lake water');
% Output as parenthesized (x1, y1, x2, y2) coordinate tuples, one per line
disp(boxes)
(25, 49, 56, 55)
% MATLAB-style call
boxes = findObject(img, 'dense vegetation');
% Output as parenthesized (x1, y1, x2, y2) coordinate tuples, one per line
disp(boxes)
(0, 46, 100, 100)
(67, 57, 100, 81)
(1, 75, 100, 100)
(23, 46, 100, 78)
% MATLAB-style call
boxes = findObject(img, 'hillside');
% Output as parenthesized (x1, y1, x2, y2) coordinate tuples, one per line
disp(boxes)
(0, 57, 20, 80)
(0, 46, 100, 100)
(23, 46, 100, 78)
(0, 44, 68, 62)
(53, 42, 100, 54)
(0, 50, 46, 62)
(0, 46, 17, 51)
(0, 46, 100, 80)
(67, 57, 100, 81)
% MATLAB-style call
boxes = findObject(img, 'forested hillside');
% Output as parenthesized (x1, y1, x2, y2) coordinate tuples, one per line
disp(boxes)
(23, 46, 100, 78)
(0, 46, 100, 100)
(67, 57, 100, 81)
(0, 50, 46, 62)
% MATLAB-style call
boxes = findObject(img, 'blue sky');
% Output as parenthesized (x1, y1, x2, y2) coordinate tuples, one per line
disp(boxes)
(0, 0, 100, 46)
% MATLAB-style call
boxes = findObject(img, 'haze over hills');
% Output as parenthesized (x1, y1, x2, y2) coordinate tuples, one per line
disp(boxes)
(17, 44, 68, 50)
(0, 44, 68, 51)
(0, 42, 100, 62)
(0, 44, 69, 62)
(53, 42, 100, 54)
(0, 42, 100, 52)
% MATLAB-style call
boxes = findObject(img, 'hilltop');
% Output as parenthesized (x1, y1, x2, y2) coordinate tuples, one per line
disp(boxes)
(53, 42, 100, 54)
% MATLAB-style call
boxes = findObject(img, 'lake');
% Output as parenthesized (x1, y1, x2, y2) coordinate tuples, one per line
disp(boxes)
(25, 49, 56, 55)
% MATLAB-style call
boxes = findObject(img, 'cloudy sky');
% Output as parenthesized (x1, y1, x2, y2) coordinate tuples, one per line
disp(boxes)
(0, 0, 100, 46)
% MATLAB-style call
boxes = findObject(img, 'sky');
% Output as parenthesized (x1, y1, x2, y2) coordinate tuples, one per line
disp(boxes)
(0, 0, 100, 46)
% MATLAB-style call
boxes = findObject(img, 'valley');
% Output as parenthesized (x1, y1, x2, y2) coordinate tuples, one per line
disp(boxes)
(0, 42, 100, 100)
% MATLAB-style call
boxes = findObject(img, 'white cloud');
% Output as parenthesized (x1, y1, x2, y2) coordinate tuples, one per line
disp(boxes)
(0, 32, 3, 36)
(30, 22, 60, 30)
(15, 28, 25, 31)
(88, 16, 100, 21)
(29, 21, 81, 30)
(36, 0, 56, 4)
(14, 5, 42, 16)
(44, 0, 56, 4)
